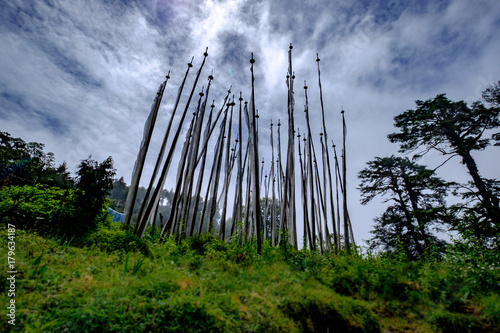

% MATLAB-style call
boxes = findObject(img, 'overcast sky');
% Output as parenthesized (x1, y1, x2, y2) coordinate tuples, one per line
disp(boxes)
(1, 0, 499, 245)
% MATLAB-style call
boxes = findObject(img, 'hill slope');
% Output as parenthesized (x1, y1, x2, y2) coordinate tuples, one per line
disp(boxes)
(1, 229, 498, 332)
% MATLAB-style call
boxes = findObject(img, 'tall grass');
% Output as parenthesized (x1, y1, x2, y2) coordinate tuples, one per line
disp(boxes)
(0, 227, 498, 332)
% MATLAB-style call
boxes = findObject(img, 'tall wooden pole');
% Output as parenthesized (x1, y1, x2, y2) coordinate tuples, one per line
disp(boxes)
(208, 110, 227, 234)
(332, 142, 342, 247)
(298, 131, 310, 249)
(153, 49, 208, 240)
(189, 103, 214, 236)
(199, 104, 229, 234)
(165, 110, 197, 237)
(123, 76, 168, 226)
(270, 121, 277, 246)
(263, 171, 270, 239)
(243, 102, 251, 241)
(180, 74, 213, 230)
(320, 133, 333, 252)
(304, 82, 316, 250)
(135, 63, 193, 231)
(316, 54, 337, 250)
(313, 156, 324, 254)
(219, 98, 235, 240)
(283, 44, 297, 248)
(249, 53, 262, 254)
(303, 135, 313, 249)
(231, 92, 244, 237)
(276, 119, 283, 244)
(341, 109, 350, 252)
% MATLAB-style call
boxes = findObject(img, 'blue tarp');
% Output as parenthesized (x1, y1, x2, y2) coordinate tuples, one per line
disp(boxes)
(108, 208, 124, 223)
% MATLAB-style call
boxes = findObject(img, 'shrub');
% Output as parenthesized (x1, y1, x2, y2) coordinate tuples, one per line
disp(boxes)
(0, 185, 77, 234)
(428, 309, 485, 333)
(480, 294, 500, 331)
(0, 156, 116, 241)
(84, 222, 151, 256)
(280, 283, 380, 333)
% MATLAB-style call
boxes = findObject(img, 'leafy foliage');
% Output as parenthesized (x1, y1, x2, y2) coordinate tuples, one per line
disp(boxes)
(1, 228, 498, 332)
(388, 94, 499, 155)
(387, 93, 500, 239)
(72, 156, 115, 236)
(0, 131, 72, 188)
(1, 156, 115, 241)
(483, 81, 500, 147)
(482, 80, 500, 107)
(2, 83, 499, 332)
(0, 185, 76, 234)
(358, 156, 451, 260)
(84, 222, 151, 256)
(0, 132, 117, 241)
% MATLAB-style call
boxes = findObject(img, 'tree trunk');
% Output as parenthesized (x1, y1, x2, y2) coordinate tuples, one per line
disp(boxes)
(393, 181, 424, 256)
(461, 151, 500, 224)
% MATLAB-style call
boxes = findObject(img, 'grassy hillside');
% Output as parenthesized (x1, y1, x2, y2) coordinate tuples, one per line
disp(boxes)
(1, 226, 499, 332)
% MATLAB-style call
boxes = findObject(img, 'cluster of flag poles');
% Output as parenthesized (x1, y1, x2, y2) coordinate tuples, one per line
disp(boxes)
(123, 45, 354, 253)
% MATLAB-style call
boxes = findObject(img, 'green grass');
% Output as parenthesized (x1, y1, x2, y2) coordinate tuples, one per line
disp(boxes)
(0, 228, 498, 332)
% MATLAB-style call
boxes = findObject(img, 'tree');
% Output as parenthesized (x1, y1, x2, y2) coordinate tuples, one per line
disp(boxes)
(108, 177, 129, 211)
(0, 131, 73, 188)
(368, 206, 421, 260)
(482, 81, 500, 107)
(74, 156, 116, 235)
(452, 178, 500, 246)
(482, 81, 500, 146)
(358, 156, 450, 259)
(388, 93, 500, 237)
(39, 160, 73, 188)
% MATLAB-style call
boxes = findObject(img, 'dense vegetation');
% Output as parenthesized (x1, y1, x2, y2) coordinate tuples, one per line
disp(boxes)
(1, 83, 499, 331)
(360, 82, 500, 258)
(1, 227, 499, 332)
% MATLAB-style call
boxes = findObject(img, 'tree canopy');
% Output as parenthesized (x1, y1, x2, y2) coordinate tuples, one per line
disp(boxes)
(0, 131, 72, 188)
(388, 89, 500, 240)
(388, 94, 499, 156)
(482, 81, 500, 146)
(1, 131, 117, 239)
(359, 156, 450, 259)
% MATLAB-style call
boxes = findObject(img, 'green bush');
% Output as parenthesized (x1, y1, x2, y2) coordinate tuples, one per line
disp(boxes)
(0, 185, 77, 234)
(280, 283, 380, 333)
(0, 183, 117, 241)
(428, 309, 485, 333)
(84, 222, 151, 255)
(443, 232, 500, 294)
(143, 225, 162, 244)
(480, 294, 500, 330)
(1, 227, 499, 332)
